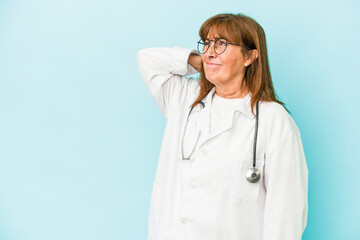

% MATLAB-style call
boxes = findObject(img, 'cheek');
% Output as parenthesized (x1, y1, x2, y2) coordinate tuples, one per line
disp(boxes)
(219, 56, 235, 73)
(225, 56, 242, 72)
(201, 55, 206, 65)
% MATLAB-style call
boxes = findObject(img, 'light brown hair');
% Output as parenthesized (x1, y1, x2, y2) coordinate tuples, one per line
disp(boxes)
(191, 13, 286, 114)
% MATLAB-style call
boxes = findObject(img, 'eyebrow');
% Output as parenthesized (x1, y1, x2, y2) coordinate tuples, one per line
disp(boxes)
(205, 37, 223, 40)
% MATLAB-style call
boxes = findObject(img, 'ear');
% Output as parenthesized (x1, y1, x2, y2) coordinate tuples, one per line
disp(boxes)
(244, 50, 258, 67)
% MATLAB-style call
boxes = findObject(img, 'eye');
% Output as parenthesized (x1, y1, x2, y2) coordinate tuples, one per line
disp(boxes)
(204, 40, 211, 46)
(218, 39, 227, 46)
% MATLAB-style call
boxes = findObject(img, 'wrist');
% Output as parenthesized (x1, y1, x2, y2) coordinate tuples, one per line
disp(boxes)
(188, 53, 202, 72)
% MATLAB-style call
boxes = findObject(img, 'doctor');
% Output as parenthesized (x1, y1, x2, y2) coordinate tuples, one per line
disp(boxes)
(138, 13, 308, 240)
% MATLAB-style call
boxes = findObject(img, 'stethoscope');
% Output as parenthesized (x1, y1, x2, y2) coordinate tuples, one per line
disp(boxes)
(180, 96, 261, 183)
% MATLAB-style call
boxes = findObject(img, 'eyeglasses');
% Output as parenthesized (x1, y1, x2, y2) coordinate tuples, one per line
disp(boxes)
(197, 38, 240, 55)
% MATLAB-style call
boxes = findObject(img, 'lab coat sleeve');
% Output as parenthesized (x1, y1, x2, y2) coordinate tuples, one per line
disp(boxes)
(137, 46, 200, 118)
(263, 132, 308, 240)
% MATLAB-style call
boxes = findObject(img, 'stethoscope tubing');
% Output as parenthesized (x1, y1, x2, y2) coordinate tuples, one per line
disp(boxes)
(181, 101, 204, 160)
(252, 101, 259, 168)
(180, 96, 261, 183)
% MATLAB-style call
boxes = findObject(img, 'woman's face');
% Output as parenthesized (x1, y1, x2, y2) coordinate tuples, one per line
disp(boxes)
(201, 28, 247, 91)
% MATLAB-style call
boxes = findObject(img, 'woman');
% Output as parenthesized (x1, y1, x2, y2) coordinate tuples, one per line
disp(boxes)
(138, 13, 308, 240)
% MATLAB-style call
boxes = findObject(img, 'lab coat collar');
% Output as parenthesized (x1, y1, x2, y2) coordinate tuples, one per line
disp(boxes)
(201, 87, 255, 119)
(196, 87, 255, 148)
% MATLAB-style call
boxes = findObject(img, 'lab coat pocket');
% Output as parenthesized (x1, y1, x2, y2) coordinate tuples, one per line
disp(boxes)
(223, 158, 264, 203)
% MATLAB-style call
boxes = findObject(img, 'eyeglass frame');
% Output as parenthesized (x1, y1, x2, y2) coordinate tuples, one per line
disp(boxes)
(197, 38, 241, 55)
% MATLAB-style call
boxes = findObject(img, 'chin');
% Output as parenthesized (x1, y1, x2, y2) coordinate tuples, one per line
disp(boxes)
(205, 73, 222, 85)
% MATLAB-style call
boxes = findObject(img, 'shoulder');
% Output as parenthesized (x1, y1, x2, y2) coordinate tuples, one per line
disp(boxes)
(259, 101, 301, 138)
(164, 76, 201, 117)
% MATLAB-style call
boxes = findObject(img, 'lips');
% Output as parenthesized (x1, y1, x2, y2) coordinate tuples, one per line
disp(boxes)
(205, 62, 221, 67)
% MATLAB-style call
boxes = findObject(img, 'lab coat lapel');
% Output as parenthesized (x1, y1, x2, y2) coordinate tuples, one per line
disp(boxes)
(207, 111, 235, 140)
(195, 88, 215, 147)
(197, 90, 255, 148)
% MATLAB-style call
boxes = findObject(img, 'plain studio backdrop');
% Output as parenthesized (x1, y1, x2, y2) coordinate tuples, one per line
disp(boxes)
(0, 0, 359, 239)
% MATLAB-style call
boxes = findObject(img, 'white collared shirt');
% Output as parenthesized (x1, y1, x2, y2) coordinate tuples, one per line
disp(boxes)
(137, 46, 308, 240)
(210, 93, 248, 134)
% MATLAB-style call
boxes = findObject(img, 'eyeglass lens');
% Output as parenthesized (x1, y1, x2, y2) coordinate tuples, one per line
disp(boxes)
(197, 39, 227, 54)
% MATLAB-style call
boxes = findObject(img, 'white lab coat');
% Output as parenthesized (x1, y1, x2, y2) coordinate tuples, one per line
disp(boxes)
(137, 46, 308, 240)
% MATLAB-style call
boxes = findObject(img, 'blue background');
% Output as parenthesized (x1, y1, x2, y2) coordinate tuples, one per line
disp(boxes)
(0, 0, 359, 239)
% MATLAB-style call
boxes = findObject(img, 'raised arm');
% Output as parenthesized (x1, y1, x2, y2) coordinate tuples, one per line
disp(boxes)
(187, 53, 202, 72)
(137, 47, 200, 118)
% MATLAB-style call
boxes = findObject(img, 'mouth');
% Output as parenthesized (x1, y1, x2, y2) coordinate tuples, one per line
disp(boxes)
(206, 62, 221, 68)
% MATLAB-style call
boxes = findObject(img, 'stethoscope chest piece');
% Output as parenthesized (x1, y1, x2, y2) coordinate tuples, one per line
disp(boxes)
(246, 167, 261, 183)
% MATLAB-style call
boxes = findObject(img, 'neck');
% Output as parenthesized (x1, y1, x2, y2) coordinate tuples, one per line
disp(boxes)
(215, 86, 249, 99)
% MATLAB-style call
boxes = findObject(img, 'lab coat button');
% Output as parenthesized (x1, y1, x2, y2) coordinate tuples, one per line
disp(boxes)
(189, 180, 197, 188)
(179, 217, 187, 224)
(200, 149, 207, 156)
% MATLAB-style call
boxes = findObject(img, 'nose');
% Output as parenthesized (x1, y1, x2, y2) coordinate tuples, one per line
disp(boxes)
(206, 41, 216, 57)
